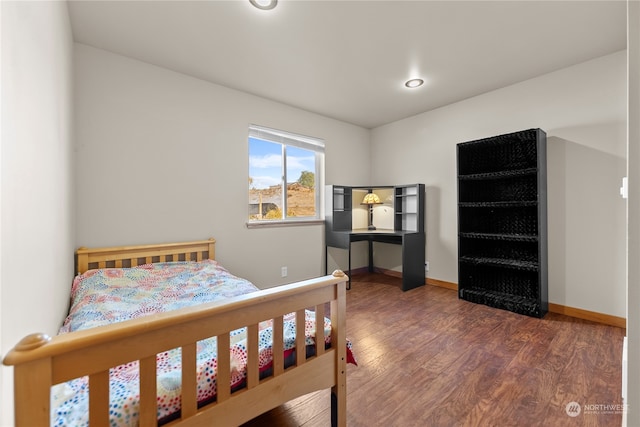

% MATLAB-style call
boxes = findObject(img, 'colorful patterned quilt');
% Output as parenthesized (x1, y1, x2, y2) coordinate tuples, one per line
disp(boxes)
(51, 260, 354, 426)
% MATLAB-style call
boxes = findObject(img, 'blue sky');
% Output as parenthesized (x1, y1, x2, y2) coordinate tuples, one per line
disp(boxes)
(249, 137, 315, 189)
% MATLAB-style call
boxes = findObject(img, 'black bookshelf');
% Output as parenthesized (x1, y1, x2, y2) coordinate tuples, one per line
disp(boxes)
(457, 129, 548, 318)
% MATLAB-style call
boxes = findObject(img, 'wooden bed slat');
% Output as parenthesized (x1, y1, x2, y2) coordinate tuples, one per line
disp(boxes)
(273, 316, 284, 376)
(181, 344, 198, 419)
(315, 304, 326, 357)
(89, 370, 110, 427)
(246, 324, 259, 389)
(139, 355, 157, 427)
(217, 333, 231, 403)
(295, 309, 306, 367)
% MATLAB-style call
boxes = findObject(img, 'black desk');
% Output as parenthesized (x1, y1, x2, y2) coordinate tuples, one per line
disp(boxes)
(325, 229, 425, 291)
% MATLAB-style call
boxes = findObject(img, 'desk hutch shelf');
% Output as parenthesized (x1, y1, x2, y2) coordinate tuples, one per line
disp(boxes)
(457, 128, 548, 318)
(325, 184, 425, 291)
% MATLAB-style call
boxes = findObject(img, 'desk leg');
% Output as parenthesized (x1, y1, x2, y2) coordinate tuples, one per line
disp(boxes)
(368, 239, 374, 273)
(347, 241, 352, 290)
(325, 245, 328, 276)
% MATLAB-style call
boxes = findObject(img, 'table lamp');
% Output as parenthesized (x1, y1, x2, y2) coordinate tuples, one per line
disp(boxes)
(361, 191, 382, 230)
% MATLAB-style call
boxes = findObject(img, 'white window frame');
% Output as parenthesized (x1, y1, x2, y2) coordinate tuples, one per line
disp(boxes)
(247, 124, 325, 228)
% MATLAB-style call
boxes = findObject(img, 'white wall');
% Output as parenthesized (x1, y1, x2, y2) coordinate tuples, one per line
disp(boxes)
(371, 51, 627, 318)
(0, 1, 75, 425)
(74, 44, 370, 288)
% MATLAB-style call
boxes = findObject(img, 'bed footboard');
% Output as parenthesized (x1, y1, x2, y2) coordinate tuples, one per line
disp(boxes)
(3, 271, 348, 427)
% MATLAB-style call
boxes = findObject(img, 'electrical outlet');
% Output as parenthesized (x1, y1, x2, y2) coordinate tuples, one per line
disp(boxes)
(281, 266, 288, 277)
(425, 261, 429, 272)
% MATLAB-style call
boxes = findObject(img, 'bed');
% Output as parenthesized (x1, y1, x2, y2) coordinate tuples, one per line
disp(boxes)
(2, 238, 351, 426)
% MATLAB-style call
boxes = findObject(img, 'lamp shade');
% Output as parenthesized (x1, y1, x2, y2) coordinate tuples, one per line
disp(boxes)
(362, 193, 382, 205)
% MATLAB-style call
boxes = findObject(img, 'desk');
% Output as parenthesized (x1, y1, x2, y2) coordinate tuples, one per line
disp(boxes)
(325, 184, 426, 291)
(325, 229, 425, 291)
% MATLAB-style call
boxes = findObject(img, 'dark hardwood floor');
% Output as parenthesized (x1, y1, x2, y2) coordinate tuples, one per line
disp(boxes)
(243, 273, 625, 426)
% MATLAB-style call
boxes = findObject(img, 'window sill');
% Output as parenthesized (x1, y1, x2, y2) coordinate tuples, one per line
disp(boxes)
(246, 219, 325, 229)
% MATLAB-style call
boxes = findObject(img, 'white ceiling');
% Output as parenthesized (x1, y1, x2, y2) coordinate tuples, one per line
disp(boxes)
(67, 0, 627, 129)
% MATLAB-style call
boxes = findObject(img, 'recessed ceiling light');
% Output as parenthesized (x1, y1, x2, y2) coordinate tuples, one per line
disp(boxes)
(250, 0, 277, 10)
(405, 78, 424, 89)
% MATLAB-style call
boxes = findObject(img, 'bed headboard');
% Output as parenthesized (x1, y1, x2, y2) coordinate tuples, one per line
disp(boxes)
(75, 238, 216, 275)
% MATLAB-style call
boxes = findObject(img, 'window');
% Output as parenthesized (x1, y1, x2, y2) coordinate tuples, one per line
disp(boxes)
(248, 124, 324, 226)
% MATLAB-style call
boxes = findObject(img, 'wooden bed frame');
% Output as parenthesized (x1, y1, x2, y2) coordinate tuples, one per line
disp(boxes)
(3, 238, 348, 427)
